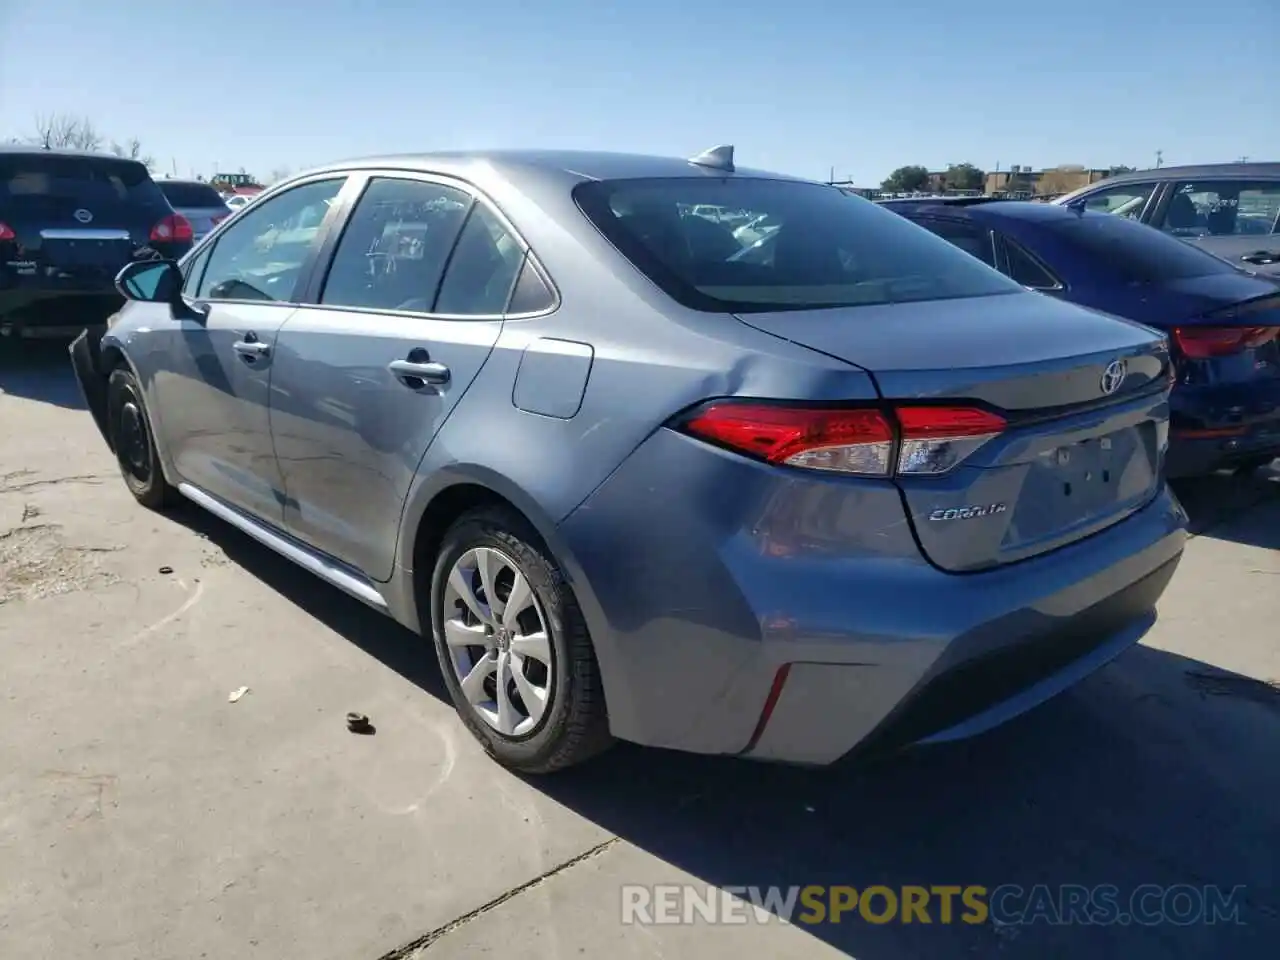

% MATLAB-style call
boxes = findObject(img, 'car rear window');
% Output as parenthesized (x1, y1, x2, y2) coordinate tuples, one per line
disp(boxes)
(573, 177, 1022, 313)
(1049, 213, 1238, 282)
(159, 181, 228, 208)
(0, 154, 167, 209)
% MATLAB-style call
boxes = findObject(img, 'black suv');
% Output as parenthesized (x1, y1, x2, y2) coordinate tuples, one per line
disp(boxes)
(1, 147, 194, 338)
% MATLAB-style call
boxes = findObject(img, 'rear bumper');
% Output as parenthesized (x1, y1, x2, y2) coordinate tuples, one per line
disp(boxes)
(1168, 382, 1280, 476)
(1167, 429, 1280, 476)
(68, 327, 113, 448)
(557, 428, 1188, 765)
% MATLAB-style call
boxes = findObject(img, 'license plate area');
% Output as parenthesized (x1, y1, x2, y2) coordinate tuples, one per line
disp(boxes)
(44, 239, 132, 269)
(1038, 425, 1152, 511)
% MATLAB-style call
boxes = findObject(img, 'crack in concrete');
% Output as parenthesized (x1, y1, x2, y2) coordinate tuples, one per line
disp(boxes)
(0, 474, 108, 494)
(377, 837, 620, 959)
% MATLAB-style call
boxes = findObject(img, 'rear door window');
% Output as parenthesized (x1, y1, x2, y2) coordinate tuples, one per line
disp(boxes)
(1154, 180, 1280, 238)
(1048, 212, 1239, 283)
(433, 204, 526, 316)
(319, 177, 473, 313)
(1002, 237, 1061, 289)
(574, 178, 1021, 313)
(914, 218, 996, 267)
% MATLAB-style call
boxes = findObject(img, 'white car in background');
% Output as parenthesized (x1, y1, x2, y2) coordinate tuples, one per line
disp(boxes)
(223, 194, 254, 211)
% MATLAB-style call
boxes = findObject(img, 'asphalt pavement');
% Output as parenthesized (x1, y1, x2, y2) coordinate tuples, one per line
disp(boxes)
(1, 340, 1277, 959)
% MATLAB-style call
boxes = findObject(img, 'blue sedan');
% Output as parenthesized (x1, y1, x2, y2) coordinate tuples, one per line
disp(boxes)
(881, 198, 1280, 478)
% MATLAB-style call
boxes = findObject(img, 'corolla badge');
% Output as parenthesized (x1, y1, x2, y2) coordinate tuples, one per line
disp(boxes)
(73, 208, 94, 224)
(928, 503, 1008, 521)
(1100, 359, 1127, 395)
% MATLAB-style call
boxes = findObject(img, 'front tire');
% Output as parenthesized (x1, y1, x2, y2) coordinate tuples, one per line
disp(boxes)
(430, 506, 612, 773)
(106, 366, 177, 510)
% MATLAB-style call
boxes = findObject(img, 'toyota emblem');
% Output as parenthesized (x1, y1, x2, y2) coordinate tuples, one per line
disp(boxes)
(73, 208, 94, 224)
(1100, 359, 1127, 396)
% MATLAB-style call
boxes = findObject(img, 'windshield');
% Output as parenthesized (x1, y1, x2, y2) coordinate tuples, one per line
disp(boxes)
(574, 178, 1022, 313)
(159, 181, 228, 209)
(1049, 213, 1239, 283)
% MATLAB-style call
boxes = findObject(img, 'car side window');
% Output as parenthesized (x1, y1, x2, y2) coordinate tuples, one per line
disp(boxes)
(1002, 237, 1060, 289)
(320, 177, 472, 313)
(916, 218, 996, 268)
(434, 203, 526, 316)
(1156, 180, 1280, 238)
(196, 178, 344, 302)
(1076, 183, 1157, 220)
(505, 255, 556, 314)
(181, 244, 213, 295)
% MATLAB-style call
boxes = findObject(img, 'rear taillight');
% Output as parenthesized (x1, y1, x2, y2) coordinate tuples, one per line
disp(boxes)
(895, 406, 1008, 475)
(150, 213, 194, 243)
(1172, 326, 1279, 359)
(678, 402, 1006, 477)
(0, 222, 15, 241)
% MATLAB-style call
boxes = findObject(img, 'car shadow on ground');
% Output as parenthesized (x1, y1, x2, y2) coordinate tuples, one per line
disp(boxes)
(0, 338, 87, 410)
(1170, 471, 1279, 549)
(166, 491, 1279, 960)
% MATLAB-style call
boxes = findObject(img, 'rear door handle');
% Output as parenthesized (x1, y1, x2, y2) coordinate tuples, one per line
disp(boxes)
(388, 358, 451, 387)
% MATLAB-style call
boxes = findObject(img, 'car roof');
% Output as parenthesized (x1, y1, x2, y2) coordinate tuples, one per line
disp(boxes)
(159, 178, 217, 188)
(297, 149, 812, 190)
(0, 144, 151, 164)
(1089, 161, 1280, 183)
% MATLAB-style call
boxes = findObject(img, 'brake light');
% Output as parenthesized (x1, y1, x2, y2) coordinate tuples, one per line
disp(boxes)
(150, 213, 194, 243)
(678, 402, 1006, 477)
(1172, 326, 1279, 359)
(0, 222, 15, 241)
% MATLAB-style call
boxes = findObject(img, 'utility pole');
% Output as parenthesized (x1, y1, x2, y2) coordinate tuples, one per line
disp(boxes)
(1155, 150, 1163, 168)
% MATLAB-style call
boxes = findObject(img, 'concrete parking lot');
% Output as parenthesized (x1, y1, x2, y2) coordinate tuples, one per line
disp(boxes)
(1, 340, 1277, 960)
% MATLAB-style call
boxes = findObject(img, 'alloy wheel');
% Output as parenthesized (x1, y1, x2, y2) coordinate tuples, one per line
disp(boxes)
(442, 546, 553, 737)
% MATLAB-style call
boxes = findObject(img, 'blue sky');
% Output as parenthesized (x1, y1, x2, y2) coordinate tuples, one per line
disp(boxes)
(1, 0, 1276, 185)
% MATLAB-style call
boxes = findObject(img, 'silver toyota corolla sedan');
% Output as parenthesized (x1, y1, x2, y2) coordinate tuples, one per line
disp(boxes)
(69, 147, 1188, 773)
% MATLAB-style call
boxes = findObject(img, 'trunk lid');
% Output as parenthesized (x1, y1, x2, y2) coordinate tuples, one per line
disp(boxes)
(736, 290, 1173, 572)
(1165, 283, 1280, 388)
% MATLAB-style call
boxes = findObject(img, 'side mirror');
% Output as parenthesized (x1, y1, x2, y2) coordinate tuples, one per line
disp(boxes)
(115, 258, 182, 304)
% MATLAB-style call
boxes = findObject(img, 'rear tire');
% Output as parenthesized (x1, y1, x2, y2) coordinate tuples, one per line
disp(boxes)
(106, 366, 177, 511)
(429, 506, 612, 773)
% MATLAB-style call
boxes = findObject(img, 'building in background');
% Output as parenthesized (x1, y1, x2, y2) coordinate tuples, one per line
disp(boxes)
(985, 165, 1113, 198)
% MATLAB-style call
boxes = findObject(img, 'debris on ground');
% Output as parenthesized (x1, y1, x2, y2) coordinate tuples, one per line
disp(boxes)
(228, 686, 250, 703)
(346, 712, 374, 734)
(158, 565, 173, 575)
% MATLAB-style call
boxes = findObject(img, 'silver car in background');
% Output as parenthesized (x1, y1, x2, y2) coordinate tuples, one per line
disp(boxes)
(156, 179, 232, 244)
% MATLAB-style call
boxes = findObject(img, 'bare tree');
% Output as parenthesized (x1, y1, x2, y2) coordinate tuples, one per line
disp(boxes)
(30, 112, 103, 151)
(267, 167, 292, 185)
(109, 137, 156, 171)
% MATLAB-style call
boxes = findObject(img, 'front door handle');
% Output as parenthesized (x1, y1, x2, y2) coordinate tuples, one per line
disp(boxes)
(388, 358, 451, 387)
(232, 332, 270, 359)
(1241, 250, 1280, 266)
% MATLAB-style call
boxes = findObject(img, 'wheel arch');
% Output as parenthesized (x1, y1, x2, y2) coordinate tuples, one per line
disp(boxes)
(399, 465, 623, 731)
